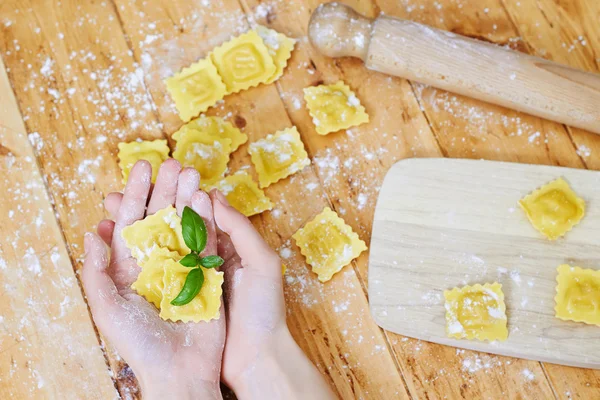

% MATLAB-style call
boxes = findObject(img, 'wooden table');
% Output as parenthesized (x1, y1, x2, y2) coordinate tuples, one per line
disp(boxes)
(0, 0, 598, 398)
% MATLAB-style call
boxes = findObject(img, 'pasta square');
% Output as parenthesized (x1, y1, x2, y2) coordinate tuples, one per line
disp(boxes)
(131, 249, 180, 308)
(248, 126, 310, 188)
(444, 283, 508, 342)
(212, 172, 273, 217)
(292, 207, 367, 282)
(159, 263, 224, 323)
(175, 116, 247, 153)
(255, 25, 296, 84)
(117, 139, 170, 184)
(303, 81, 369, 135)
(555, 264, 600, 326)
(519, 177, 585, 240)
(210, 30, 276, 94)
(121, 206, 190, 265)
(172, 129, 232, 187)
(164, 58, 227, 122)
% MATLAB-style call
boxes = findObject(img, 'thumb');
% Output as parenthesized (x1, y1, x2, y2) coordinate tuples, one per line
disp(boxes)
(82, 232, 125, 332)
(210, 190, 282, 278)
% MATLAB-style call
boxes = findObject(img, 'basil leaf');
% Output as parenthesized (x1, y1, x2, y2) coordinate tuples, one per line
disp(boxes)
(199, 255, 224, 269)
(170, 268, 204, 306)
(179, 253, 200, 267)
(181, 206, 207, 253)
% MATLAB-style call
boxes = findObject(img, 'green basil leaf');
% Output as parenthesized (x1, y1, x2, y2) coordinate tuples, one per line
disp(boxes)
(179, 253, 200, 267)
(170, 268, 204, 306)
(199, 255, 224, 269)
(181, 206, 207, 253)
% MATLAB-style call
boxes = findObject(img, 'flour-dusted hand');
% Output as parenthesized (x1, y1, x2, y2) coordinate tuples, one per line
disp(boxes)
(82, 160, 225, 400)
(210, 190, 335, 400)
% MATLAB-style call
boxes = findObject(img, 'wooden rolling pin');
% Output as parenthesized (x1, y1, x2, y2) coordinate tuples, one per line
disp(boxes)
(308, 3, 600, 135)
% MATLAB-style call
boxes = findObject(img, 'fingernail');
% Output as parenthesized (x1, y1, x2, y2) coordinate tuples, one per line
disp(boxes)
(215, 190, 231, 208)
(84, 232, 93, 253)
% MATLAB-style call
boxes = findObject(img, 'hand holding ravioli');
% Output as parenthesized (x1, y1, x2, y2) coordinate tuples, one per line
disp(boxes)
(81, 160, 225, 399)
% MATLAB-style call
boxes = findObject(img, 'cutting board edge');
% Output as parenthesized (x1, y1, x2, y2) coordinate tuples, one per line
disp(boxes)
(369, 307, 600, 370)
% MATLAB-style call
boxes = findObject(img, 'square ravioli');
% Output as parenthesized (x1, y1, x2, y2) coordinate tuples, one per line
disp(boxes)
(255, 25, 296, 84)
(292, 207, 367, 282)
(164, 58, 227, 122)
(121, 206, 190, 265)
(249, 126, 310, 188)
(444, 283, 508, 342)
(519, 177, 585, 240)
(174, 116, 247, 153)
(212, 172, 273, 216)
(555, 264, 600, 326)
(117, 139, 170, 184)
(172, 128, 232, 187)
(210, 30, 276, 94)
(160, 263, 224, 322)
(303, 81, 369, 135)
(131, 249, 180, 308)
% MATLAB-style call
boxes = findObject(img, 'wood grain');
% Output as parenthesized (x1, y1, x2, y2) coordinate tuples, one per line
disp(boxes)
(0, 56, 117, 399)
(370, 158, 600, 368)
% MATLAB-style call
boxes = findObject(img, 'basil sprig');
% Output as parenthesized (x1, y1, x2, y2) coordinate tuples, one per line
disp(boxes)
(170, 206, 224, 306)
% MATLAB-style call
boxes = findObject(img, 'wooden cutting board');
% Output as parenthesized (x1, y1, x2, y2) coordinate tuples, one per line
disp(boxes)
(369, 158, 600, 369)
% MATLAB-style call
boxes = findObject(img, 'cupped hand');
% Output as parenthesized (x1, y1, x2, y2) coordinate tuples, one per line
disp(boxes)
(82, 160, 225, 400)
(208, 190, 287, 386)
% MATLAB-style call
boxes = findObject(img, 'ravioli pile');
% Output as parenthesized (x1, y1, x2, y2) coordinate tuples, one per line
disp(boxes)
(116, 25, 373, 319)
(443, 177, 593, 342)
(122, 206, 224, 322)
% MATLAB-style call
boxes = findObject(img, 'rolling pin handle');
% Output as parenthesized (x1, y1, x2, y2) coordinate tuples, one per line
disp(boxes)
(308, 2, 372, 60)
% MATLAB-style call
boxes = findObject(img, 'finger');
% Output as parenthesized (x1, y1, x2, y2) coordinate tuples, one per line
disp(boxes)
(97, 219, 115, 245)
(82, 232, 125, 333)
(190, 191, 217, 256)
(111, 161, 153, 262)
(210, 189, 281, 277)
(175, 167, 200, 215)
(104, 192, 123, 219)
(147, 159, 182, 215)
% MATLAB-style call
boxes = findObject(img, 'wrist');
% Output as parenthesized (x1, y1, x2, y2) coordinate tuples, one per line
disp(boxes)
(231, 328, 334, 400)
(139, 372, 222, 400)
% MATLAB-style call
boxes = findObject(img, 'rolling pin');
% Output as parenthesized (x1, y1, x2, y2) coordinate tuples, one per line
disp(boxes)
(308, 2, 600, 135)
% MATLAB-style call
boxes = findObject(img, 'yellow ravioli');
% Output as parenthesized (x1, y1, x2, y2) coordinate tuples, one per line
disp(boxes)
(164, 58, 227, 122)
(303, 81, 369, 135)
(292, 207, 367, 282)
(172, 129, 232, 187)
(121, 206, 190, 265)
(131, 249, 180, 308)
(174, 116, 247, 153)
(249, 126, 310, 188)
(160, 263, 224, 322)
(519, 177, 585, 240)
(255, 25, 296, 84)
(444, 283, 508, 342)
(210, 30, 276, 94)
(117, 139, 170, 184)
(555, 264, 600, 326)
(212, 172, 273, 217)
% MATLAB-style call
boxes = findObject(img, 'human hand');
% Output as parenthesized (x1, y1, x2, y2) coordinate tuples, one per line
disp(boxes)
(82, 160, 225, 400)
(210, 190, 335, 399)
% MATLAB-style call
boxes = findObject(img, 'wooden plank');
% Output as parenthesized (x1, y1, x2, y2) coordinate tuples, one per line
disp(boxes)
(371, 158, 600, 368)
(0, 57, 117, 398)
(239, 0, 557, 398)
(0, 0, 165, 397)
(106, 0, 412, 398)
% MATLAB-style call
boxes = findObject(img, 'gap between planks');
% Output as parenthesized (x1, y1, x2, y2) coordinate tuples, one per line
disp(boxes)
(0, 55, 122, 396)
